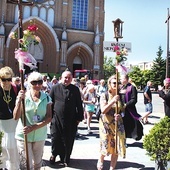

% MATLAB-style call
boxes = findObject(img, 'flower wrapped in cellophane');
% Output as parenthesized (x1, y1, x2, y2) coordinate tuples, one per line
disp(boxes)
(113, 45, 128, 75)
(9, 20, 40, 69)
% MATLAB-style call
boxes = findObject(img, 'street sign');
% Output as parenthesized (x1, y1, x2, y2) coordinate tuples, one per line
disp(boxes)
(103, 41, 132, 52)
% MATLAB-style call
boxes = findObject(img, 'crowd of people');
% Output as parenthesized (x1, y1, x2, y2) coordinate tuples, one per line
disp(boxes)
(0, 66, 169, 170)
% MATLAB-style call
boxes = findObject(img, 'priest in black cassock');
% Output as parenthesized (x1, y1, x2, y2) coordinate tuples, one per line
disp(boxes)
(49, 71, 84, 166)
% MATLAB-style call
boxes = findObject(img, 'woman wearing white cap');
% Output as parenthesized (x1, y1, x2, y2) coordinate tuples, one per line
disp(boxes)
(13, 71, 52, 169)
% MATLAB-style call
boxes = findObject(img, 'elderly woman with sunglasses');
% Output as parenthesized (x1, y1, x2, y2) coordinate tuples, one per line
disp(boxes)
(13, 71, 52, 170)
(0, 66, 20, 170)
(97, 75, 126, 170)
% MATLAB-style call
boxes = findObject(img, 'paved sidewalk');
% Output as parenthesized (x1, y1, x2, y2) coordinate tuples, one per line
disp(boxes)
(41, 93, 165, 170)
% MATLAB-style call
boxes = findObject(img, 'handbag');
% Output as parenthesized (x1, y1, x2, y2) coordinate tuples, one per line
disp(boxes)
(95, 104, 101, 121)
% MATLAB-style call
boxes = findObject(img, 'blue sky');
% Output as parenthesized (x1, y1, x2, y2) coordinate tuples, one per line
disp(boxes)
(104, 0, 170, 64)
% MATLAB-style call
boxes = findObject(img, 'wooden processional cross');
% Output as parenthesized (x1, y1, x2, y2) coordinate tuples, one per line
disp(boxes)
(7, 1, 33, 169)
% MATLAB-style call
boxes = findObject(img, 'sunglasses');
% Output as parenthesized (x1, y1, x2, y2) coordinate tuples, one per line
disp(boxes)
(1, 78, 12, 82)
(111, 82, 121, 85)
(30, 80, 43, 86)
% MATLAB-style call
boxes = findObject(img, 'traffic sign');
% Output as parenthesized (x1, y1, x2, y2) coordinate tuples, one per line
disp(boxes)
(103, 41, 132, 52)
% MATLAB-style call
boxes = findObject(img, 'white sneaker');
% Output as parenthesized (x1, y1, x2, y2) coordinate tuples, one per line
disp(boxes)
(87, 128, 92, 134)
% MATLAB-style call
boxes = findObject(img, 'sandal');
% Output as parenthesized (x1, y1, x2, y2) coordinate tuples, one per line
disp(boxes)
(97, 160, 103, 170)
(140, 118, 145, 125)
(49, 155, 56, 165)
(145, 120, 150, 124)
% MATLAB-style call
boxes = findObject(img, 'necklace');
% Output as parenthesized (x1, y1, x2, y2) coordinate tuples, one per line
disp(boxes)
(3, 89, 12, 104)
(2, 88, 12, 113)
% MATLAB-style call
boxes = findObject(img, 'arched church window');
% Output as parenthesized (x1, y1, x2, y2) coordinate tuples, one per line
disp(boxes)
(14, 1, 55, 27)
(47, 8, 54, 27)
(72, 0, 88, 30)
(40, 7, 46, 20)
(32, 6, 39, 16)
(23, 6, 31, 19)
(14, 6, 18, 23)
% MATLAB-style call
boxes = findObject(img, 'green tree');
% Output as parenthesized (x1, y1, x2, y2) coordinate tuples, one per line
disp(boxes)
(129, 67, 153, 90)
(128, 66, 143, 89)
(103, 56, 116, 80)
(142, 69, 152, 86)
(150, 46, 166, 89)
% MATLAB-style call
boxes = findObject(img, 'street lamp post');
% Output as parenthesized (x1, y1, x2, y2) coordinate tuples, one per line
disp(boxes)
(165, 8, 170, 78)
(112, 18, 123, 154)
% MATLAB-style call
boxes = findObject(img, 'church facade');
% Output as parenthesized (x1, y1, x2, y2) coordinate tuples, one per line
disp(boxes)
(0, 0, 105, 79)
